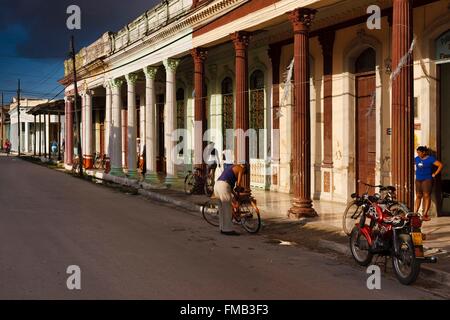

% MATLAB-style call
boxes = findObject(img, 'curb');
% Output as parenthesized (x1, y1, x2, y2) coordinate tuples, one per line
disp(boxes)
(317, 235, 450, 291)
(83, 169, 204, 215)
(137, 188, 203, 215)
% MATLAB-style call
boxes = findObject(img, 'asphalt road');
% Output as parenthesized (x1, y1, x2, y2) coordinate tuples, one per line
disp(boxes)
(0, 154, 443, 299)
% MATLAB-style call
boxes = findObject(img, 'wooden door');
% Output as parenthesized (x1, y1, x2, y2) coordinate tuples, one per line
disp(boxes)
(356, 73, 376, 195)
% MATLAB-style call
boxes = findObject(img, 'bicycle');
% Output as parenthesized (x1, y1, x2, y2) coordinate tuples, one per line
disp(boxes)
(342, 181, 405, 236)
(184, 164, 217, 196)
(202, 189, 261, 233)
(93, 152, 107, 170)
(71, 156, 81, 174)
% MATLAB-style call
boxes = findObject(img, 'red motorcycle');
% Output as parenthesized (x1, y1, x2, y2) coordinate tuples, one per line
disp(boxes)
(349, 187, 437, 285)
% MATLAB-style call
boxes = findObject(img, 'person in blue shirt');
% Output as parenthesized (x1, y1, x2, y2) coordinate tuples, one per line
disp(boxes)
(213, 163, 249, 236)
(414, 146, 443, 221)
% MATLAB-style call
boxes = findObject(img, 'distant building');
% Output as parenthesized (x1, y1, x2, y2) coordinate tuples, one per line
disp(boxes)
(8, 98, 65, 154)
(1, 104, 10, 149)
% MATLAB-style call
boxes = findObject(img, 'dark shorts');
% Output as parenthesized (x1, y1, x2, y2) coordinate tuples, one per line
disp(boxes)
(416, 179, 433, 194)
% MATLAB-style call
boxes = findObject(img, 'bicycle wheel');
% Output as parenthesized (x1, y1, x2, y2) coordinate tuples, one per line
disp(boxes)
(184, 173, 195, 195)
(202, 198, 220, 227)
(342, 200, 363, 236)
(239, 199, 261, 233)
(204, 174, 215, 197)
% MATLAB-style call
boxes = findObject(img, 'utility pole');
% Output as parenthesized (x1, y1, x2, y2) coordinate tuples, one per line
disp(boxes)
(17, 79, 21, 156)
(71, 35, 83, 176)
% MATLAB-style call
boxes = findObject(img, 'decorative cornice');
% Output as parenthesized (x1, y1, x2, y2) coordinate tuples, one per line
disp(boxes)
(143, 66, 158, 80)
(163, 58, 180, 72)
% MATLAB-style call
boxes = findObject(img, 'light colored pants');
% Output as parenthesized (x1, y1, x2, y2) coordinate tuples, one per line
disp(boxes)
(214, 180, 233, 232)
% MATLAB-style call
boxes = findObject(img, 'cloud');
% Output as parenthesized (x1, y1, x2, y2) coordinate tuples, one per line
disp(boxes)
(0, 0, 160, 58)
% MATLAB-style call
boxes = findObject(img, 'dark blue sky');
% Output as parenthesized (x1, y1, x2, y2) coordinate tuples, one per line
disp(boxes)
(0, 0, 159, 104)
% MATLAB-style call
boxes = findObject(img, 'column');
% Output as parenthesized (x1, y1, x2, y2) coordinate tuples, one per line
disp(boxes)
(84, 90, 93, 169)
(33, 115, 37, 156)
(25, 122, 29, 153)
(191, 47, 208, 169)
(126, 73, 139, 178)
(95, 110, 100, 156)
(104, 82, 112, 158)
(39, 114, 42, 156)
(163, 58, 180, 186)
(288, 8, 317, 218)
(143, 66, 158, 181)
(58, 112, 62, 161)
(268, 44, 281, 186)
(391, 0, 414, 209)
(121, 109, 128, 168)
(81, 93, 86, 161)
(231, 31, 251, 189)
(110, 78, 124, 175)
(66, 98, 74, 164)
(47, 112, 51, 160)
(319, 31, 335, 168)
(44, 113, 47, 157)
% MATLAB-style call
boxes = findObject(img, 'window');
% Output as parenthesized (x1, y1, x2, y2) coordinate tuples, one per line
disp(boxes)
(221, 77, 233, 150)
(355, 48, 376, 73)
(250, 70, 265, 159)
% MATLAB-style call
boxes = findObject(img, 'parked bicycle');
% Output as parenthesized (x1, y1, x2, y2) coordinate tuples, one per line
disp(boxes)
(342, 181, 402, 236)
(71, 156, 81, 174)
(202, 190, 261, 233)
(184, 164, 217, 196)
(93, 152, 107, 170)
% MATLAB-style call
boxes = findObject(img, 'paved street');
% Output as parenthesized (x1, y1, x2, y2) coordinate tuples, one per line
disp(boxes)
(0, 154, 444, 299)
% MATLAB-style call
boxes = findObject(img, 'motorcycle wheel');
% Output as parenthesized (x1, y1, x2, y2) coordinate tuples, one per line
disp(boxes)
(349, 226, 373, 266)
(392, 234, 421, 285)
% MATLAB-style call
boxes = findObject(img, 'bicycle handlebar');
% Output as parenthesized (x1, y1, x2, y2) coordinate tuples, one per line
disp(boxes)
(357, 180, 383, 188)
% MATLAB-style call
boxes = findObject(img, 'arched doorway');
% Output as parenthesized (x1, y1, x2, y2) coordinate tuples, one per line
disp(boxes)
(355, 47, 376, 195)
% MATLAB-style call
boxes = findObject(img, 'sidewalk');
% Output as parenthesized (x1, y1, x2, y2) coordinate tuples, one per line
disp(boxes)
(22, 156, 450, 292)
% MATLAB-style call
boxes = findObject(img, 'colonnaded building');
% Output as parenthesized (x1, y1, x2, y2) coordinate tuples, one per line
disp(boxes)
(61, 0, 450, 216)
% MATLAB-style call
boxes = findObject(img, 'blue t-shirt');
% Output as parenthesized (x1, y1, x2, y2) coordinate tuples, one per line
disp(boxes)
(415, 155, 436, 181)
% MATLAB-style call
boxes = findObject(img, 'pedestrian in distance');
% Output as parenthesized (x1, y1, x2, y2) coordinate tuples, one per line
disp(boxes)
(414, 146, 444, 221)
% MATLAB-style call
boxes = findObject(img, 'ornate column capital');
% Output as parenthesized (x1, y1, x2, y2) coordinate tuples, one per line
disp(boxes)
(103, 79, 112, 90)
(143, 66, 158, 80)
(288, 8, 317, 33)
(163, 58, 180, 72)
(191, 47, 208, 63)
(81, 88, 94, 97)
(110, 78, 124, 88)
(231, 31, 250, 51)
(125, 73, 139, 85)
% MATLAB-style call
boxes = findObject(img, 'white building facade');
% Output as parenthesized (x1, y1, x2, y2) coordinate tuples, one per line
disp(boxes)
(62, 0, 450, 216)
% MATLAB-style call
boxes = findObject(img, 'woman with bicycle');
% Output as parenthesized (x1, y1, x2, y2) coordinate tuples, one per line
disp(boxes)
(214, 162, 249, 236)
(414, 146, 444, 221)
